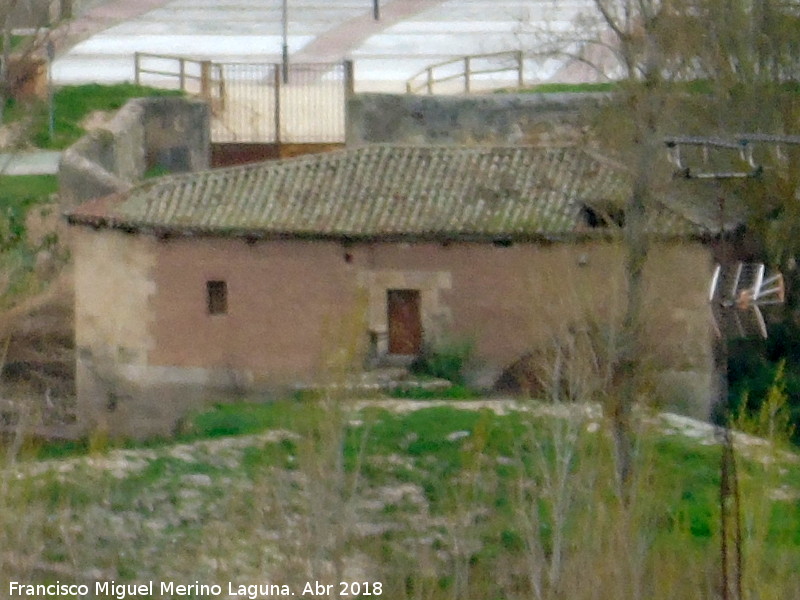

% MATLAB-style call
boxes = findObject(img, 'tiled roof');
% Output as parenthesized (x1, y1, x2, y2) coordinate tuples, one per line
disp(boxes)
(66, 145, 713, 241)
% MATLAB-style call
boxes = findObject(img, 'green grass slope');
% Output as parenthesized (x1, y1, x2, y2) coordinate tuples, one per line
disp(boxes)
(3, 83, 183, 150)
(2, 399, 798, 599)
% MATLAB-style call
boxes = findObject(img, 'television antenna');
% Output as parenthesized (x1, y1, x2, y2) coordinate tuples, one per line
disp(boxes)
(665, 134, 800, 179)
(709, 262, 785, 339)
(706, 261, 785, 600)
(665, 134, 792, 600)
(662, 138, 788, 335)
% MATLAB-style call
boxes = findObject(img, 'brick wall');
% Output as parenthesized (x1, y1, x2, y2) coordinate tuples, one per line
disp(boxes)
(73, 232, 714, 437)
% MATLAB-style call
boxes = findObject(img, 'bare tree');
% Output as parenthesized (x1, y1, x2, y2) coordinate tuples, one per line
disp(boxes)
(566, 0, 694, 494)
(0, 0, 21, 123)
(699, 0, 800, 264)
(0, 0, 54, 127)
(539, 0, 800, 492)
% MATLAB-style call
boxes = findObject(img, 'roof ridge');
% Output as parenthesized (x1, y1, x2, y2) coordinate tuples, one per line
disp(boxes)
(145, 143, 588, 181)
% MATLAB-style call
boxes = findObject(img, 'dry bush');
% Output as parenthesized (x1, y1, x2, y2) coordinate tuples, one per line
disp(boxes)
(495, 320, 617, 402)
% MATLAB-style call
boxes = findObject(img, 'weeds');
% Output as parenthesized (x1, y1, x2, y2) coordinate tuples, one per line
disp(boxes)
(1, 399, 798, 597)
(410, 340, 474, 385)
(390, 384, 478, 400)
(729, 364, 800, 598)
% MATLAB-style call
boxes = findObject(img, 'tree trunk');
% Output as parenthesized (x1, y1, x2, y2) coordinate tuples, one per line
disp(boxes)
(1, 16, 10, 125)
(611, 84, 662, 497)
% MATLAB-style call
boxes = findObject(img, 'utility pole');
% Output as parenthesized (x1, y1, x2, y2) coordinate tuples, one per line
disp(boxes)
(373, 0, 380, 20)
(667, 135, 791, 600)
(47, 40, 55, 141)
(281, 0, 289, 83)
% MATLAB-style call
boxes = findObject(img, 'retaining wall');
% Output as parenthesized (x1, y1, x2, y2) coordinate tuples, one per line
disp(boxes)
(58, 96, 210, 208)
(347, 92, 609, 146)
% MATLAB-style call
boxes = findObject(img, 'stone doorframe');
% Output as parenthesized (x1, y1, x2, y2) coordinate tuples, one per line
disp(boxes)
(358, 269, 452, 362)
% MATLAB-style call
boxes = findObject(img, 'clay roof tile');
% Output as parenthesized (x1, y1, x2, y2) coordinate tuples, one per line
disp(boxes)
(65, 145, 713, 240)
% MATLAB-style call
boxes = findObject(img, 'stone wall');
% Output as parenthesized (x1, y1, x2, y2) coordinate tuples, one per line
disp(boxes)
(58, 96, 210, 208)
(347, 92, 608, 146)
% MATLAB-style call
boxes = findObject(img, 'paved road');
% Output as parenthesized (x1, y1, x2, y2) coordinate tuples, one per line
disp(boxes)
(52, 0, 601, 93)
(0, 151, 62, 175)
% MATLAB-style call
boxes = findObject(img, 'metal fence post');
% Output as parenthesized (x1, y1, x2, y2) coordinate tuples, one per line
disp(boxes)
(516, 50, 523, 89)
(343, 59, 355, 98)
(179, 58, 186, 92)
(426, 68, 433, 94)
(464, 56, 470, 93)
(343, 60, 354, 145)
(281, 0, 289, 84)
(134, 52, 140, 86)
(274, 65, 282, 144)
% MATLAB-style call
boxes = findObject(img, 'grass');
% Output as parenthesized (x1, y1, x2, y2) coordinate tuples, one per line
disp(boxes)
(504, 79, 772, 95)
(0, 35, 33, 53)
(38, 399, 800, 535)
(236, 400, 800, 536)
(390, 383, 479, 399)
(507, 82, 618, 94)
(4, 399, 799, 597)
(4, 83, 184, 150)
(0, 84, 179, 310)
(0, 174, 58, 198)
(0, 175, 60, 304)
(183, 398, 317, 439)
(0, 175, 57, 249)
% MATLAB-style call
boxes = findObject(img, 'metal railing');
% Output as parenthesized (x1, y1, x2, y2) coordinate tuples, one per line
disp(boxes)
(133, 54, 352, 144)
(405, 50, 524, 94)
(211, 61, 350, 144)
(134, 52, 226, 110)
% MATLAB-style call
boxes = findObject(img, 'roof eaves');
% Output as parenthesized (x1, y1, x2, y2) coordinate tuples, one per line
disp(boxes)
(64, 217, 624, 245)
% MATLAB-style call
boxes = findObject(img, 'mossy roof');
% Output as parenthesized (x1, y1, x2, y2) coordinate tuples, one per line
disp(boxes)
(65, 145, 717, 241)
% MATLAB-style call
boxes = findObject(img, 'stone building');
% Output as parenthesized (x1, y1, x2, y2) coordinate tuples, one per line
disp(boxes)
(66, 144, 718, 436)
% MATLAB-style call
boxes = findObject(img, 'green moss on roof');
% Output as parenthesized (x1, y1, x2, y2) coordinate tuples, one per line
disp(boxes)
(66, 145, 711, 240)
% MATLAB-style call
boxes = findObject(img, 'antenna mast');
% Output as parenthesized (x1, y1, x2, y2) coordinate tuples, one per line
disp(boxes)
(664, 134, 792, 600)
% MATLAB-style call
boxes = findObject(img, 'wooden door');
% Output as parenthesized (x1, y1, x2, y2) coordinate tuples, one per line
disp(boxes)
(387, 289, 422, 355)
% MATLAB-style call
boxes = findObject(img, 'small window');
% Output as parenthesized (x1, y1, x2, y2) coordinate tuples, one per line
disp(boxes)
(207, 280, 228, 315)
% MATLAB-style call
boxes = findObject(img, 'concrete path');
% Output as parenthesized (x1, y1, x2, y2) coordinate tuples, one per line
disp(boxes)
(294, 0, 445, 62)
(0, 151, 62, 176)
(51, 0, 601, 93)
(50, 0, 176, 56)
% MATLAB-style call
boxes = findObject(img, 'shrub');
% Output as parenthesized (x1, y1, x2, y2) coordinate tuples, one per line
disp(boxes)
(728, 322, 800, 445)
(410, 340, 473, 385)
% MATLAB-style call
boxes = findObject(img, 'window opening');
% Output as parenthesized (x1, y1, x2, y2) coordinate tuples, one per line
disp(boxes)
(581, 204, 625, 228)
(207, 280, 228, 315)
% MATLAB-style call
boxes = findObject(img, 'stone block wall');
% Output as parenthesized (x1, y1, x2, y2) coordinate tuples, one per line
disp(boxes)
(347, 92, 609, 147)
(59, 96, 210, 208)
(142, 98, 211, 173)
